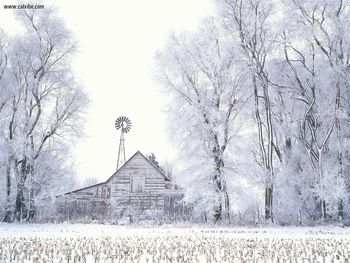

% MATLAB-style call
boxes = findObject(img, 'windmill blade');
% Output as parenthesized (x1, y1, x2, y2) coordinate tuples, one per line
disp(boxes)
(115, 116, 132, 133)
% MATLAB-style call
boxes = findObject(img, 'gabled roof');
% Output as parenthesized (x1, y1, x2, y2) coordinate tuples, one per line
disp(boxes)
(106, 150, 171, 182)
(59, 151, 170, 197)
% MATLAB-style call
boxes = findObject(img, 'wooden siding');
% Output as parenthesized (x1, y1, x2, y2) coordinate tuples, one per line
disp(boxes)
(111, 153, 169, 216)
(56, 183, 111, 220)
(56, 151, 186, 220)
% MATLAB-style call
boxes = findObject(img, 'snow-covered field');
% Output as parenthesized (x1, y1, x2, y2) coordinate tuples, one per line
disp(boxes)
(0, 224, 350, 262)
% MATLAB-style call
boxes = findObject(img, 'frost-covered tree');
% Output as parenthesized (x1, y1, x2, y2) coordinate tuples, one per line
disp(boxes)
(0, 31, 8, 112)
(0, 31, 11, 221)
(216, 0, 282, 222)
(0, 8, 87, 222)
(147, 153, 161, 169)
(157, 0, 350, 225)
(279, 0, 350, 221)
(157, 18, 249, 221)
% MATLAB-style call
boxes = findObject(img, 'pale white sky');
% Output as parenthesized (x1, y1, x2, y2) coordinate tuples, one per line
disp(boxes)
(0, 0, 214, 183)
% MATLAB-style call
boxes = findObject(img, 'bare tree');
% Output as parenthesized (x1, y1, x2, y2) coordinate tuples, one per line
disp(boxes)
(0, 30, 12, 222)
(217, 0, 280, 222)
(0, 31, 8, 113)
(157, 18, 247, 221)
(281, 0, 350, 219)
(0, 9, 88, 222)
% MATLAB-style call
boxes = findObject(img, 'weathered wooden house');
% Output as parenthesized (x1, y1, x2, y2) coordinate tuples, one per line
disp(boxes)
(56, 151, 186, 221)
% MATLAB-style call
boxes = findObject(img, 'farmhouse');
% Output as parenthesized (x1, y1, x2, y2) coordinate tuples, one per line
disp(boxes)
(56, 151, 186, 221)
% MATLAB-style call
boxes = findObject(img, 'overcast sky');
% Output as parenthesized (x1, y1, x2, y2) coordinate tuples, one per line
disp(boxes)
(0, 0, 214, 183)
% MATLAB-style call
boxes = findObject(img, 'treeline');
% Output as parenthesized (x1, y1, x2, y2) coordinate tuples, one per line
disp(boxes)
(0, 9, 87, 222)
(157, 0, 350, 225)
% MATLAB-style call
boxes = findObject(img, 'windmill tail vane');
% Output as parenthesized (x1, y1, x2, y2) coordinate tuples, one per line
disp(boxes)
(115, 116, 132, 170)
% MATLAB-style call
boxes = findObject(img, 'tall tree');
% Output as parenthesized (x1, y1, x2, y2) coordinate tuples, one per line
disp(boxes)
(216, 0, 281, 221)
(157, 18, 247, 221)
(0, 8, 88, 222)
(281, 0, 350, 220)
(0, 30, 12, 222)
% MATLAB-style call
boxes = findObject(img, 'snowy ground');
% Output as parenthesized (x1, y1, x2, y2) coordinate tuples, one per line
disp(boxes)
(0, 224, 350, 262)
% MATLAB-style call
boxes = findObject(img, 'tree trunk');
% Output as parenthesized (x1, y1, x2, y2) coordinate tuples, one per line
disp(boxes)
(213, 171, 223, 221)
(3, 158, 13, 222)
(265, 186, 273, 221)
(213, 156, 229, 222)
(15, 184, 26, 222)
(336, 86, 344, 221)
(224, 187, 230, 220)
(338, 199, 343, 220)
(262, 80, 275, 222)
(15, 158, 29, 222)
(318, 149, 327, 219)
(253, 73, 275, 222)
(214, 202, 222, 221)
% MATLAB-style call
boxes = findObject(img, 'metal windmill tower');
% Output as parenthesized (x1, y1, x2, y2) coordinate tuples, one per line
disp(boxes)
(115, 116, 132, 170)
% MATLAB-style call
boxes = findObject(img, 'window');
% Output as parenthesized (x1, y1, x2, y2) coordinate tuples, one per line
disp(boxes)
(130, 176, 145, 193)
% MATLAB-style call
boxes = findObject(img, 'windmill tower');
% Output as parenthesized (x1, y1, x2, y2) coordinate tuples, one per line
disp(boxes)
(115, 116, 132, 170)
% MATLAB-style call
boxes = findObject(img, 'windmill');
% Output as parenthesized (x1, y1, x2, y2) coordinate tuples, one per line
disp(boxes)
(115, 116, 132, 170)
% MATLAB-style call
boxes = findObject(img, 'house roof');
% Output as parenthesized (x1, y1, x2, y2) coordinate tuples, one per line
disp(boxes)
(59, 151, 170, 196)
(106, 150, 171, 182)
(63, 182, 107, 195)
